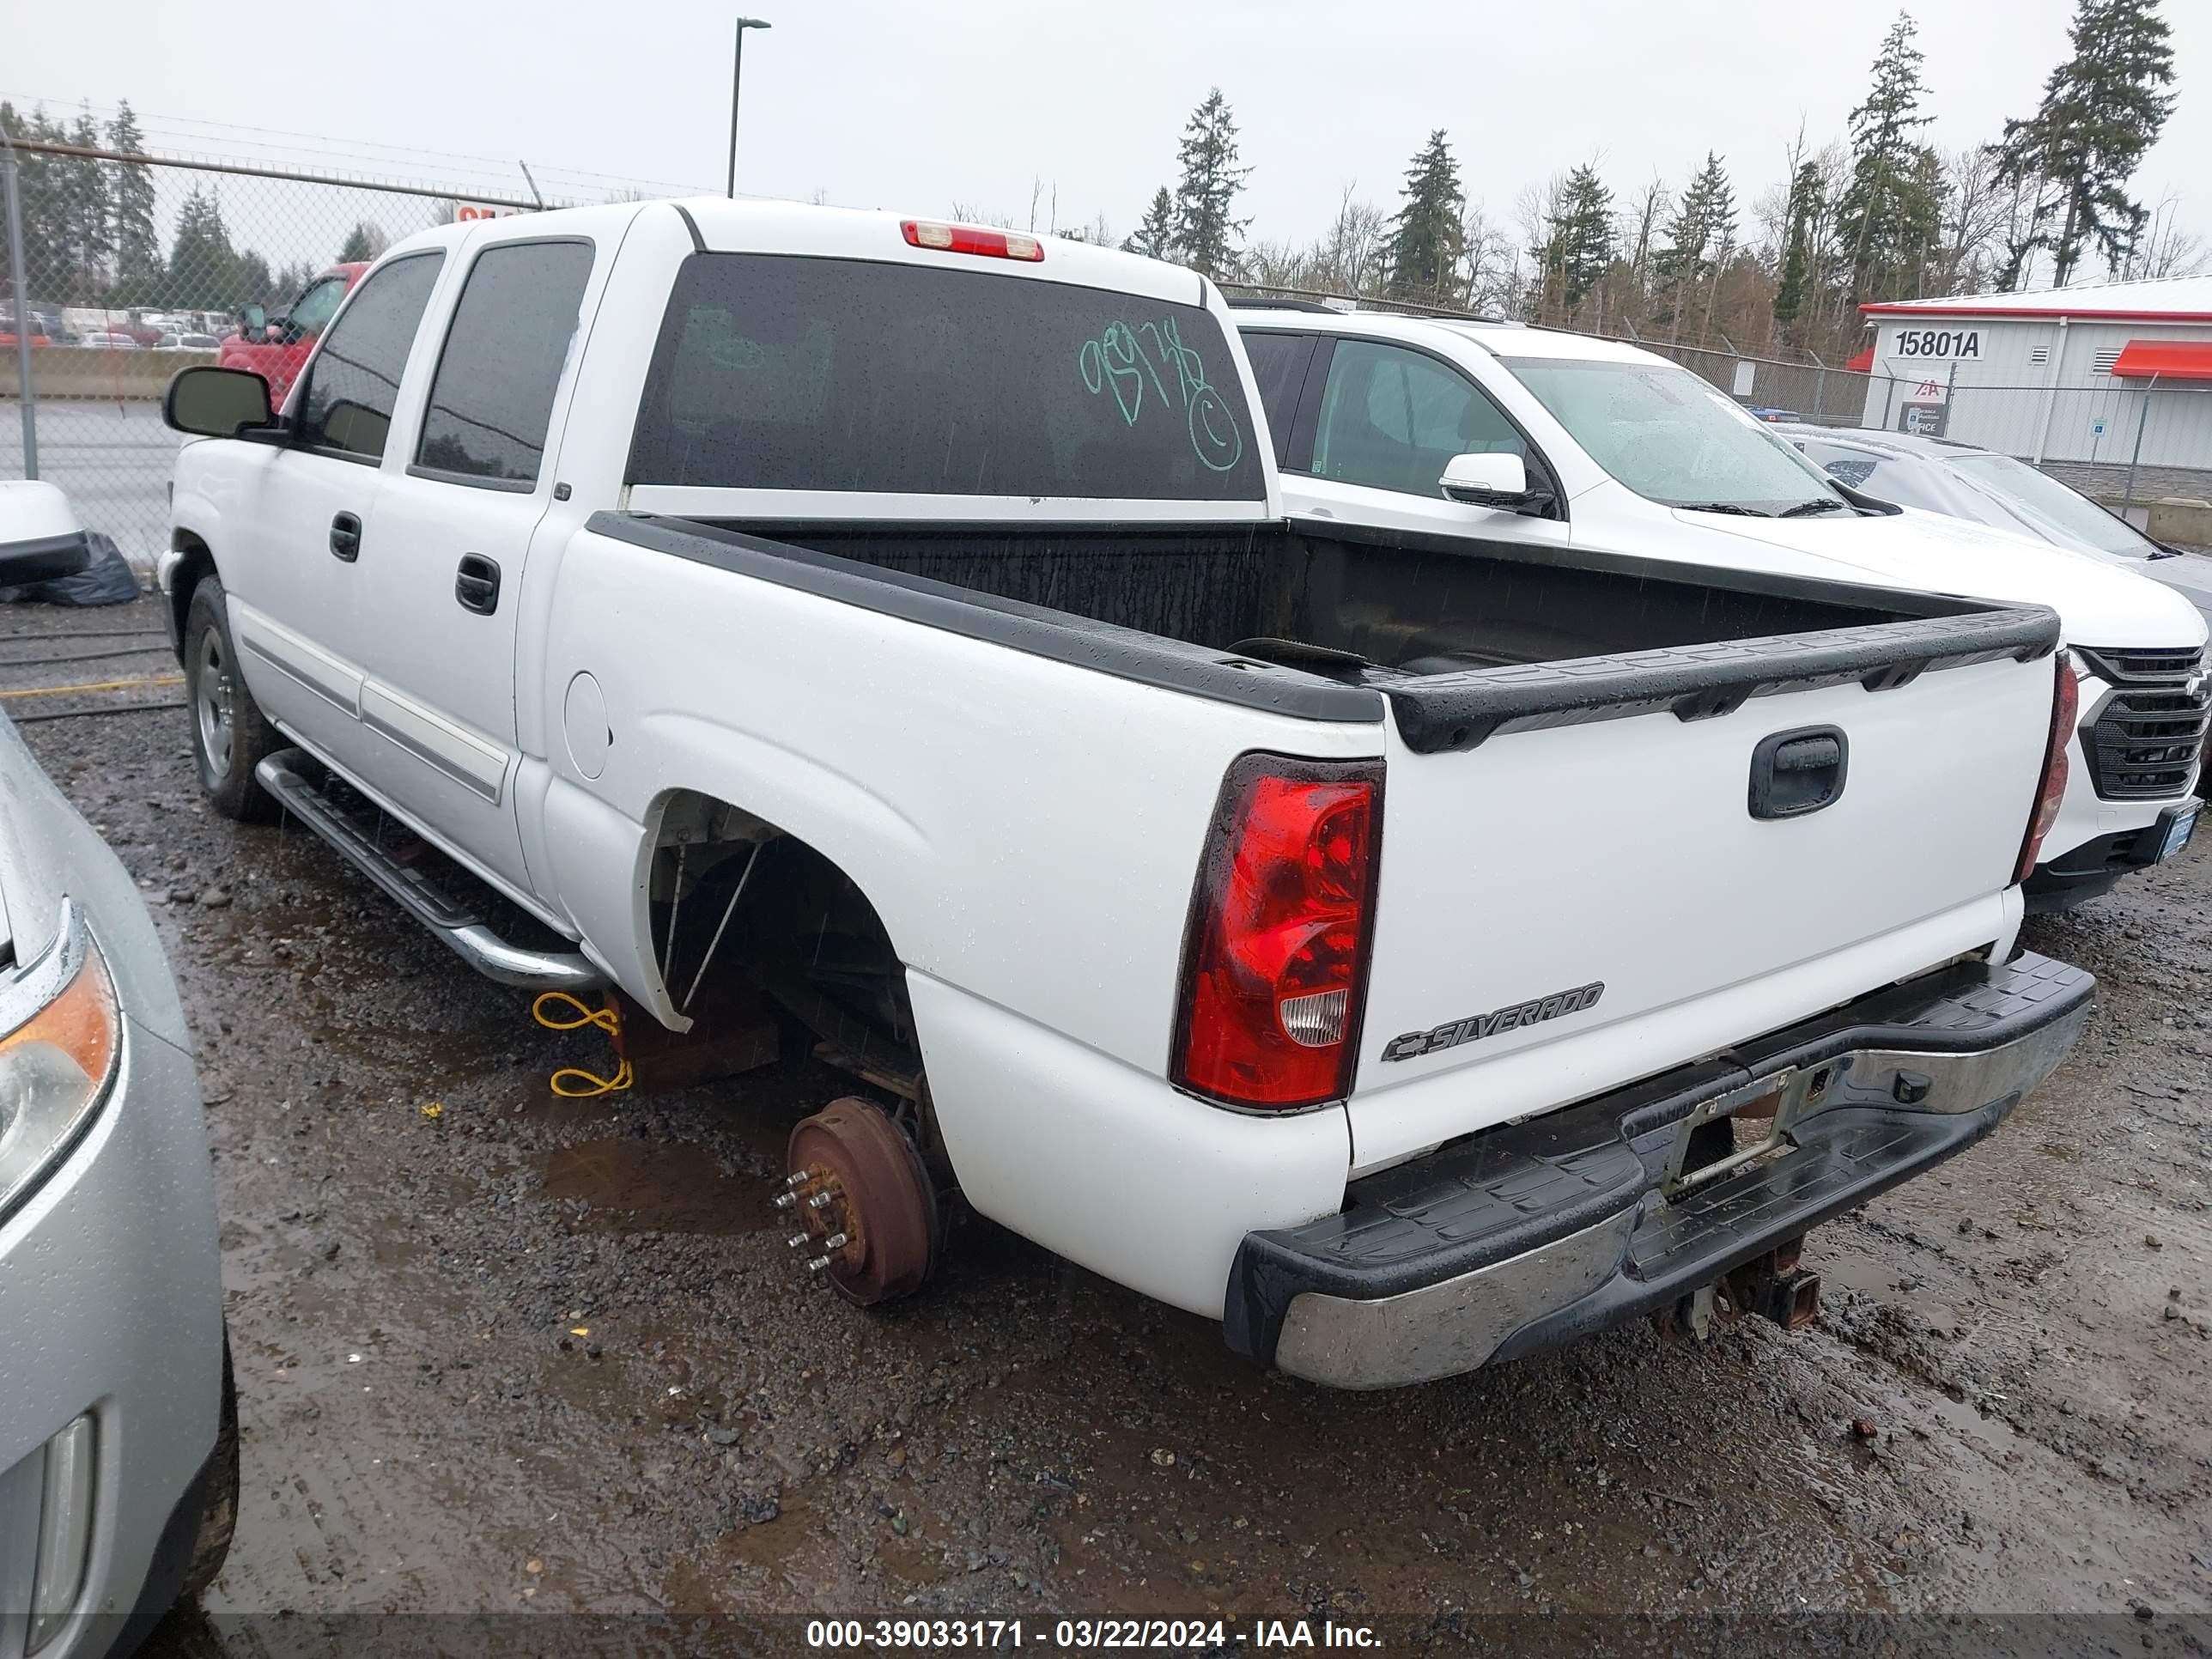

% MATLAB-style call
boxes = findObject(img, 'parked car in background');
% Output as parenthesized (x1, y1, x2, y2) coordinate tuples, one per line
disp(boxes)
(1233, 307, 2207, 909)
(1786, 425, 2212, 635)
(155, 333, 223, 351)
(216, 262, 368, 401)
(160, 203, 2091, 1389)
(76, 332, 140, 350)
(0, 482, 236, 1657)
(0, 315, 52, 349)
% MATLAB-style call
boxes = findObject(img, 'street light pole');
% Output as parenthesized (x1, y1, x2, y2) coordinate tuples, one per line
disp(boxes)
(726, 16, 772, 198)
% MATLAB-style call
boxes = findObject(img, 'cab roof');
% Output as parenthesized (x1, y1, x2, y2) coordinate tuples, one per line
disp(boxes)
(390, 198, 1212, 310)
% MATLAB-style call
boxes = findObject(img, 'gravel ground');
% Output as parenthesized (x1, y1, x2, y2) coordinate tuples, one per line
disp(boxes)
(6, 599, 2209, 1656)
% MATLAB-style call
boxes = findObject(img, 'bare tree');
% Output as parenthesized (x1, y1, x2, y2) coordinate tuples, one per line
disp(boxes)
(2124, 195, 2209, 279)
(1456, 201, 1516, 314)
(1056, 213, 1116, 247)
(1243, 236, 1317, 289)
(1623, 175, 1669, 299)
(1310, 184, 1389, 296)
(1930, 145, 2011, 295)
(1516, 172, 1570, 322)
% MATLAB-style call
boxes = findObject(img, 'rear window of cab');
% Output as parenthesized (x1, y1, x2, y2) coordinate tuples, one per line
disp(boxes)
(627, 253, 1265, 501)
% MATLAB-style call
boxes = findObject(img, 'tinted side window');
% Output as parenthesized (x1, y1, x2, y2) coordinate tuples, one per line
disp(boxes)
(1237, 330, 1316, 465)
(1312, 340, 1524, 496)
(416, 241, 594, 486)
(297, 253, 444, 461)
(629, 253, 1266, 501)
(288, 276, 349, 336)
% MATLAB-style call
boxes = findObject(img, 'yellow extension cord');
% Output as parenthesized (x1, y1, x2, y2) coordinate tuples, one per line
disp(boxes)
(0, 667, 636, 1102)
(5, 670, 632, 1101)
(0, 674, 185, 699)
(531, 991, 634, 1098)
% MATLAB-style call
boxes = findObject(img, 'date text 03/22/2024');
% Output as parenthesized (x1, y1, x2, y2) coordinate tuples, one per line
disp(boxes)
(805, 1619, 1384, 1650)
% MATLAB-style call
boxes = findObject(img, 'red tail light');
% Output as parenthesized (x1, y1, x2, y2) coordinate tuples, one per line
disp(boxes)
(900, 220, 1044, 261)
(1174, 755, 1383, 1110)
(2014, 653, 2080, 884)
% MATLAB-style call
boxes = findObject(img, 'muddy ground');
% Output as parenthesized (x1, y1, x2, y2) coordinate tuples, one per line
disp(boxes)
(9, 599, 2209, 1655)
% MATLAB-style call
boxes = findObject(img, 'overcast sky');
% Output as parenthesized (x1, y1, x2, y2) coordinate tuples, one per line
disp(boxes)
(9, 0, 2207, 261)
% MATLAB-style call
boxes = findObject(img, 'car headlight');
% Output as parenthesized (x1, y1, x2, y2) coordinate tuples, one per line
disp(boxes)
(0, 901, 119, 1224)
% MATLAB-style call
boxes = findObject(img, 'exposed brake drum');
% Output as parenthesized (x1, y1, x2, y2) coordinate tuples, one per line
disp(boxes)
(781, 1097, 939, 1305)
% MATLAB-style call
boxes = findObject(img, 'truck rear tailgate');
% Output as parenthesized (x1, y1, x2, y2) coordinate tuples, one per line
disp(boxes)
(1349, 621, 2058, 1173)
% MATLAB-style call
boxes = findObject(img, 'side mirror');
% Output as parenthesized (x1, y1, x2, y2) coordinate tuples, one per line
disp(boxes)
(164, 365, 276, 437)
(238, 303, 267, 337)
(1439, 451, 1551, 513)
(0, 481, 92, 586)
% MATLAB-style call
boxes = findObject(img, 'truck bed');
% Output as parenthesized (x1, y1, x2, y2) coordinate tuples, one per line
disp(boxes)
(607, 514, 2055, 753)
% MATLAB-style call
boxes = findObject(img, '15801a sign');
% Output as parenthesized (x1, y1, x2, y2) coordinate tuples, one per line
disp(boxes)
(1890, 327, 1983, 360)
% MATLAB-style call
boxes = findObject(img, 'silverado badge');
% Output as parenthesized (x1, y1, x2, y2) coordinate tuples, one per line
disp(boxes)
(1381, 981, 1606, 1062)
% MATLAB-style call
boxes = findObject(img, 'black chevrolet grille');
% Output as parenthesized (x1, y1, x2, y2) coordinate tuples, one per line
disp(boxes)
(2075, 644, 2205, 684)
(2082, 686, 2210, 799)
(2075, 644, 2208, 800)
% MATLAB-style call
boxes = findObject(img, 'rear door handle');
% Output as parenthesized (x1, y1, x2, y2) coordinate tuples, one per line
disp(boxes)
(454, 553, 501, 616)
(329, 512, 362, 562)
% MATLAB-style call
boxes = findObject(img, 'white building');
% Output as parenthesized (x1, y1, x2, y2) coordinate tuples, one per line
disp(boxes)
(1856, 276, 2212, 473)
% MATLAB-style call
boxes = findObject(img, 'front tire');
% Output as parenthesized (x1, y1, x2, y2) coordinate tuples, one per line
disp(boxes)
(179, 1334, 239, 1601)
(183, 576, 281, 823)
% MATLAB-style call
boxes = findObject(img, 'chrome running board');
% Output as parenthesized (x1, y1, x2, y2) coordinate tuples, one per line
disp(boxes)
(255, 750, 603, 994)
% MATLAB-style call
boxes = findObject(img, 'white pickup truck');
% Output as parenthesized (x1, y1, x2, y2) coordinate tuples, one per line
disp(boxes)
(157, 202, 2093, 1388)
(1233, 306, 2209, 910)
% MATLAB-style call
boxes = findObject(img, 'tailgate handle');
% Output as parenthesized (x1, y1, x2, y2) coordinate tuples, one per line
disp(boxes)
(1749, 726, 1848, 820)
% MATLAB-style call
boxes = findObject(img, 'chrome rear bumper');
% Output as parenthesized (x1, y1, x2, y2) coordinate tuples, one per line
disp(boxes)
(1225, 952, 2093, 1389)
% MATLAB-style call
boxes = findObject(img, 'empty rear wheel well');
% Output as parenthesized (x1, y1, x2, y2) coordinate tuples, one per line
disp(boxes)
(648, 791, 921, 1092)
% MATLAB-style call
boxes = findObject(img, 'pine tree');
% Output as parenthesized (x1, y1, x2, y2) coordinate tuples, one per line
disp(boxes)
(1384, 130, 1464, 304)
(337, 222, 389, 263)
(106, 101, 161, 303)
(1771, 161, 1821, 333)
(1656, 152, 1737, 339)
(1168, 89, 1251, 281)
(61, 106, 112, 295)
(1530, 164, 1614, 319)
(1837, 13, 1942, 305)
(0, 104, 72, 307)
(165, 186, 241, 309)
(1992, 0, 2176, 284)
(1121, 187, 1177, 260)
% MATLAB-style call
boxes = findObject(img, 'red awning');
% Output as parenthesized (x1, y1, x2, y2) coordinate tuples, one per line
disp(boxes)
(2111, 339, 2212, 380)
(1844, 346, 1875, 374)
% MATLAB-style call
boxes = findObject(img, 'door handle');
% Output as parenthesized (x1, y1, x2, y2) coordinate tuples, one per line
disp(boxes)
(454, 553, 501, 616)
(1748, 726, 1849, 820)
(329, 512, 362, 562)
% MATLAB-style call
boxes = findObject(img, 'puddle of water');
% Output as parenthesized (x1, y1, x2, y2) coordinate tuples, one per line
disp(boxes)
(538, 1136, 768, 1235)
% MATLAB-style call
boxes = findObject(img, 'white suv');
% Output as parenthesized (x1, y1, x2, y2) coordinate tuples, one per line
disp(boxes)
(1234, 306, 2209, 909)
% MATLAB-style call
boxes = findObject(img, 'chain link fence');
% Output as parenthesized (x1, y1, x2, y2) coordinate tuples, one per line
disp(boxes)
(1, 136, 544, 568)
(8, 150, 2209, 568)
